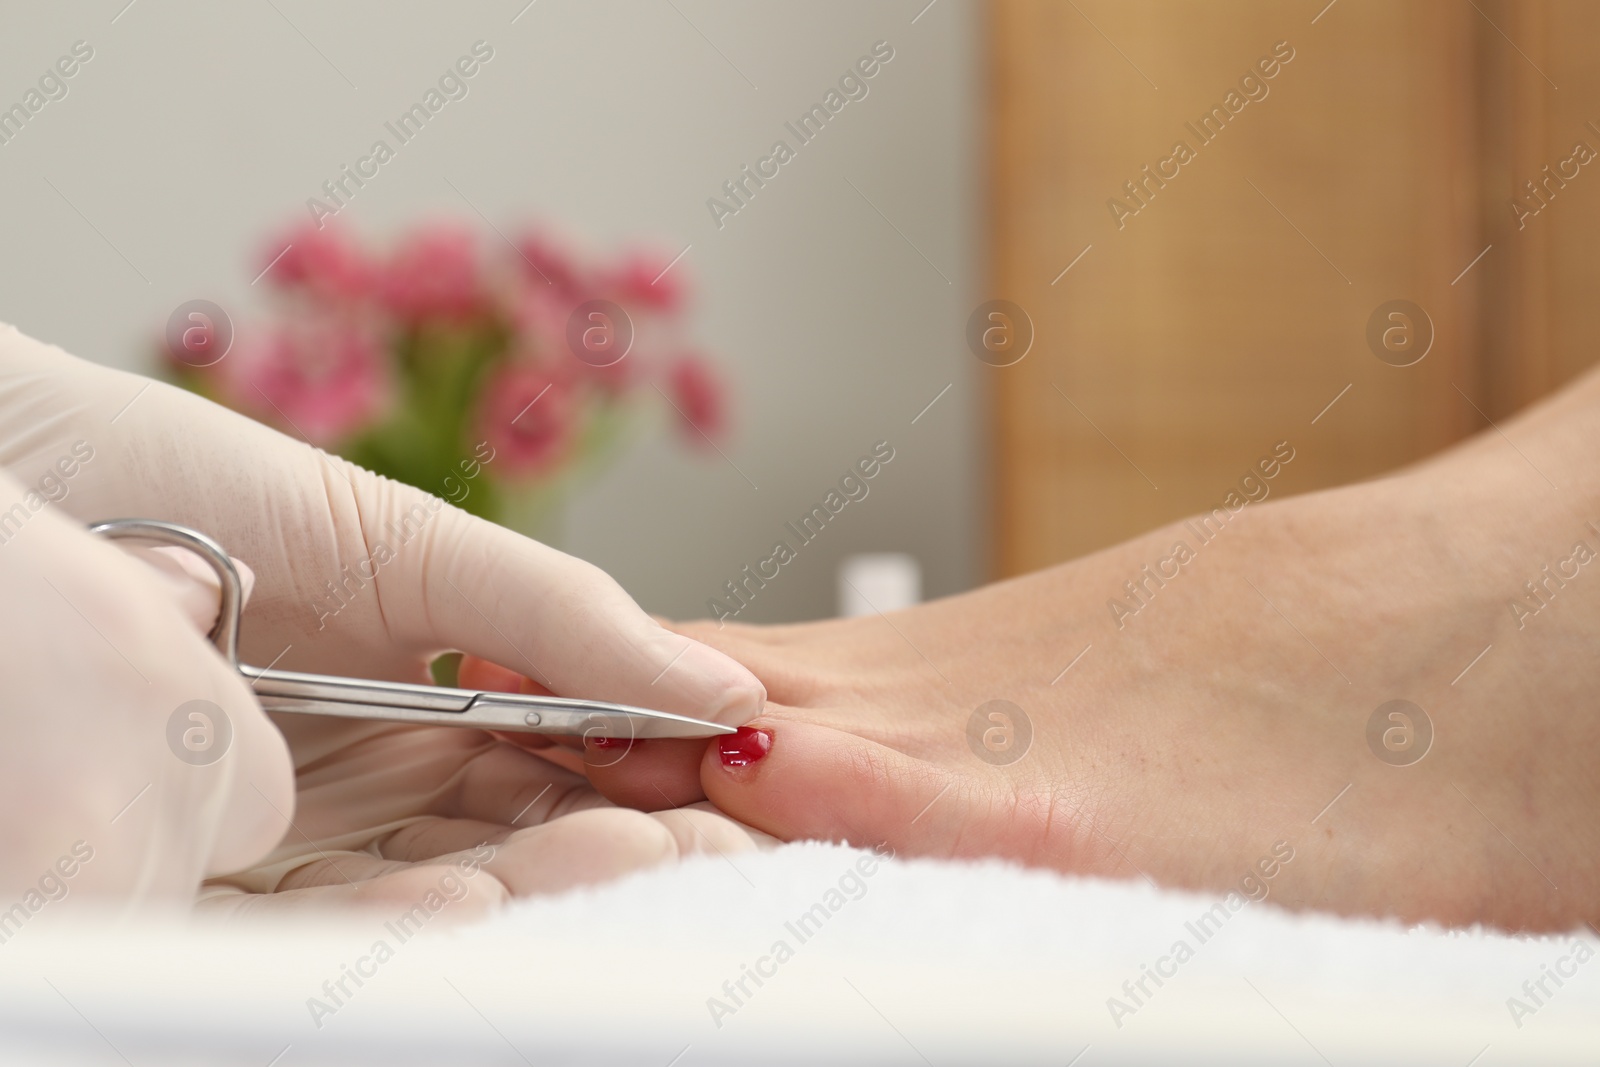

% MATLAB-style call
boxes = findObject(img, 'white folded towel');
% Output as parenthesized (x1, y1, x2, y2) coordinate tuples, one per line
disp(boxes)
(0, 841, 1593, 1064)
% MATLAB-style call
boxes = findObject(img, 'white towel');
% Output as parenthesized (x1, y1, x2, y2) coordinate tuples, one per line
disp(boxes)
(0, 841, 1593, 1064)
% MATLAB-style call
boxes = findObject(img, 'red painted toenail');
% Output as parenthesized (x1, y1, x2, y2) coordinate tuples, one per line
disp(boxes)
(719, 726, 772, 768)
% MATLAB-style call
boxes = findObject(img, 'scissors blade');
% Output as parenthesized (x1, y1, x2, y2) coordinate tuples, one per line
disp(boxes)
(78, 521, 735, 738)
(243, 665, 736, 739)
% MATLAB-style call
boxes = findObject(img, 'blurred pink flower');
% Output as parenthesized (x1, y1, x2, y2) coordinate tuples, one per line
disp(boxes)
(229, 325, 387, 445)
(480, 364, 575, 477)
(665, 353, 725, 445)
(511, 286, 636, 394)
(509, 287, 570, 358)
(260, 223, 371, 302)
(380, 224, 485, 323)
(605, 249, 685, 312)
(512, 231, 585, 297)
(174, 215, 736, 512)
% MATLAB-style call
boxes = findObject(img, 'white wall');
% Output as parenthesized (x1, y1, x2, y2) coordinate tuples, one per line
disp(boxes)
(0, 0, 980, 621)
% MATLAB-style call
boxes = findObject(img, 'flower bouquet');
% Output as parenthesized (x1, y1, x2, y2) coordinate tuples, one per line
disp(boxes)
(166, 221, 727, 537)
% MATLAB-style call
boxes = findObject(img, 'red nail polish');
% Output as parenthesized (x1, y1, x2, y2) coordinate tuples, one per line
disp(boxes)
(719, 726, 772, 768)
(590, 736, 636, 751)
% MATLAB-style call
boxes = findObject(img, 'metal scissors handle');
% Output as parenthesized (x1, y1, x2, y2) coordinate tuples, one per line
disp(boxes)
(91, 519, 735, 740)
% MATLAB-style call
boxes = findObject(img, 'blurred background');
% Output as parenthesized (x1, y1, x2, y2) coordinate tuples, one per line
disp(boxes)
(0, 0, 982, 624)
(987, 0, 1600, 574)
(1, 0, 1595, 622)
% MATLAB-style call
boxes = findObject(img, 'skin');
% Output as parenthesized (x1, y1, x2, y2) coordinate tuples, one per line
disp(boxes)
(491, 361, 1600, 933)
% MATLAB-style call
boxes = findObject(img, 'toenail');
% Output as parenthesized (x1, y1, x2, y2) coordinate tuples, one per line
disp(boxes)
(718, 726, 772, 768)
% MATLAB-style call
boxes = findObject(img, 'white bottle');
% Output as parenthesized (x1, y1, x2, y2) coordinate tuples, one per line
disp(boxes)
(837, 553, 922, 617)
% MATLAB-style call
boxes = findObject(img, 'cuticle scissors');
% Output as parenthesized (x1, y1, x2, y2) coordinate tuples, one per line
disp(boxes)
(91, 518, 735, 741)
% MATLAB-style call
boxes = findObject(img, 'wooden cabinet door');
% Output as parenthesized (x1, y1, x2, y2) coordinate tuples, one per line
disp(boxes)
(986, 0, 1597, 577)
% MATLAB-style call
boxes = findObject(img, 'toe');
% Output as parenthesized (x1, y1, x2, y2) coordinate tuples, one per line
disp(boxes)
(699, 717, 960, 854)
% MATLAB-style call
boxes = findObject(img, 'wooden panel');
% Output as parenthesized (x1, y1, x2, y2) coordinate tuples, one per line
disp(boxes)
(1476, 0, 1553, 417)
(986, 0, 1595, 578)
(1476, 0, 1600, 418)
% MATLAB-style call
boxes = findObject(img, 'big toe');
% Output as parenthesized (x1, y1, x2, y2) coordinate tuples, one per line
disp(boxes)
(700, 717, 965, 853)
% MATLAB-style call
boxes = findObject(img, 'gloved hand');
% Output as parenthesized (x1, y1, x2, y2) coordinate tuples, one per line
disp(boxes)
(0, 473, 292, 907)
(0, 322, 768, 910)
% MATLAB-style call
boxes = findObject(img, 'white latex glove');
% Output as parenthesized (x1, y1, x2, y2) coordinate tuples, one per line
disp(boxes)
(0, 471, 291, 908)
(0, 322, 768, 912)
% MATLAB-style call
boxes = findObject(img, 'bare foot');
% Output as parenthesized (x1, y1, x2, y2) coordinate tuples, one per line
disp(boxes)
(676, 367, 1600, 932)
